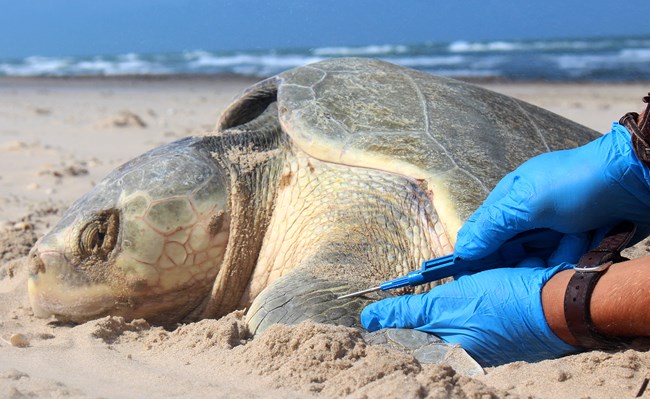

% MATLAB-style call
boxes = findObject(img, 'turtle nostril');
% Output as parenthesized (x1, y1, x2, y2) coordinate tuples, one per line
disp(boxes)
(29, 252, 46, 275)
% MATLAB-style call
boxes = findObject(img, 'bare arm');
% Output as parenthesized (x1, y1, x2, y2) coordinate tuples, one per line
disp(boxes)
(542, 256, 650, 346)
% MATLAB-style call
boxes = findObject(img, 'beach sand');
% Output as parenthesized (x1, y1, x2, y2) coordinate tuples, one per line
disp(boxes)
(1, 75, 649, 398)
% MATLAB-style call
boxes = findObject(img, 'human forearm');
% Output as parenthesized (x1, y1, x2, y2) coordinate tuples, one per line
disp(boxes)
(542, 256, 650, 346)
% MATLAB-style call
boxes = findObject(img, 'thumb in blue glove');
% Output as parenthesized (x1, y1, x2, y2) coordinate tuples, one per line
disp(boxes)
(455, 123, 650, 261)
(361, 261, 579, 367)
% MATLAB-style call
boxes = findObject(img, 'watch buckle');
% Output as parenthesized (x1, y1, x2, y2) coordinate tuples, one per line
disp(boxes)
(573, 261, 613, 273)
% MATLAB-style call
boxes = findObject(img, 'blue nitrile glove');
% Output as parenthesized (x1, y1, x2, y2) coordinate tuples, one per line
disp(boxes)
(361, 260, 580, 367)
(455, 123, 650, 261)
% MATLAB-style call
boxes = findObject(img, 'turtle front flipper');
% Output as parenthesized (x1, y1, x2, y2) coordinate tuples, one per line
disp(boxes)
(246, 266, 370, 335)
(246, 260, 484, 375)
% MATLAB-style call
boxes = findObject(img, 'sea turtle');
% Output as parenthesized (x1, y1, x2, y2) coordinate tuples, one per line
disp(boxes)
(27, 58, 600, 346)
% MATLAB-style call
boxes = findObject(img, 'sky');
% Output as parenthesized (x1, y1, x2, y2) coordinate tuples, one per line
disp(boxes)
(1, 0, 650, 58)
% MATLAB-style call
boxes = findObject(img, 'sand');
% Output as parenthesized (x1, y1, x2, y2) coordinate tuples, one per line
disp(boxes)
(1, 75, 650, 399)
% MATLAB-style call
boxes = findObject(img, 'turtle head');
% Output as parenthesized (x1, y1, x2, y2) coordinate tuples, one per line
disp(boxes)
(28, 137, 231, 325)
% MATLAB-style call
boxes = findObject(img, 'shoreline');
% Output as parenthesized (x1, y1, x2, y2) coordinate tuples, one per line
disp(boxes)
(0, 73, 262, 82)
(2, 72, 648, 84)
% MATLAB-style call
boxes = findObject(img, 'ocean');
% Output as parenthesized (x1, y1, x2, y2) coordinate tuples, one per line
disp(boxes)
(1, 36, 649, 81)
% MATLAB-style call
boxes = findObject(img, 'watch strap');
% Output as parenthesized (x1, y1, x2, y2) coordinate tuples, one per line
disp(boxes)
(563, 221, 636, 349)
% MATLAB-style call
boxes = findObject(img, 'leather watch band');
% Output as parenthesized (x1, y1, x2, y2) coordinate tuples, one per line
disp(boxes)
(563, 221, 636, 349)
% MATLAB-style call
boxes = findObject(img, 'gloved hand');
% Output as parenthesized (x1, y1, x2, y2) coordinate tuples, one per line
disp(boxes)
(361, 260, 579, 367)
(455, 123, 650, 261)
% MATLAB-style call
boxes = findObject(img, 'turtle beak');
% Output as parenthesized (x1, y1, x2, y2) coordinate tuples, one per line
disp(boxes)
(27, 246, 115, 322)
(27, 249, 51, 318)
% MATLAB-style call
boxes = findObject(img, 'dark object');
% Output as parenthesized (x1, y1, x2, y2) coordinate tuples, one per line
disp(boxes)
(636, 377, 649, 398)
(620, 94, 650, 167)
(563, 221, 636, 349)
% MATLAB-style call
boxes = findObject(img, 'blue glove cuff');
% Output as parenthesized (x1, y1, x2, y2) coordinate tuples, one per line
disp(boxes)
(525, 263, 580, 358)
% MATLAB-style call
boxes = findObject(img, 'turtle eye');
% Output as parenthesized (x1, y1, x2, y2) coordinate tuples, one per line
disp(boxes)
(79, 209, 119, 259)
(80, 221, 101, 256)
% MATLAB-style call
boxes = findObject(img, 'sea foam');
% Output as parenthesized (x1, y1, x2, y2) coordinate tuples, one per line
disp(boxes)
(1, 36, 648, 81)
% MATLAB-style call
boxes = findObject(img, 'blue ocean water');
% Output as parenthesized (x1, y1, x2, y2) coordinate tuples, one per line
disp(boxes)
(1, 36, 649, 81)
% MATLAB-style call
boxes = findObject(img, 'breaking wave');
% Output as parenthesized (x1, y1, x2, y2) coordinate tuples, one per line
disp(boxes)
(1, 36, 649, 81)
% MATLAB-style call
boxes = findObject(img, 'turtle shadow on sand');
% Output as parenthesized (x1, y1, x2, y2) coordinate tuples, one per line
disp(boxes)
(25, 58, 600, 373)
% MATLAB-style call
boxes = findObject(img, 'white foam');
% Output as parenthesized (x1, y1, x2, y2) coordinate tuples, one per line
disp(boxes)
(186, 52, 323, 76)
(619, 48, 650, 61)
(449, 40, 521, 53)
(0, 56, 71, 76)
(0, 36, 648, 80)
(431, 69, 501, 78)
(313, 44, 408, 56)
(386, 55, 465, 67)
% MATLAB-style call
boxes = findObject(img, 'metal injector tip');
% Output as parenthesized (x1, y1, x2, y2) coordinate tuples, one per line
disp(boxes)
(337, 286, 381, 300)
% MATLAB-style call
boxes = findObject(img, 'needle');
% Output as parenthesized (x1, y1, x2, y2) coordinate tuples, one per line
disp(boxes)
(337, 286, 381, 299)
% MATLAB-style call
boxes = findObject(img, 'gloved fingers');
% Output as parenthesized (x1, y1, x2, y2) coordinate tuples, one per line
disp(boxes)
(455, 181, 539, 260)
(513, 234, 587, 276)
(481, 171, 518, 208)
(361, 293, 433, 332)
(547, 232, 591, 265)
(514, 257, 545, 268)
(460, 172, 516, 227)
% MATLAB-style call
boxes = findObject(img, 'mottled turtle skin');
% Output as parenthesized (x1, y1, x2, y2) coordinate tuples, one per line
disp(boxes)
(28, 58, 600, 363)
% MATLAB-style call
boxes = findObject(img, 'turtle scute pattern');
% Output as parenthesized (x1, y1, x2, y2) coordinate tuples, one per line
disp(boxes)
(276, 58, 600, 227)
